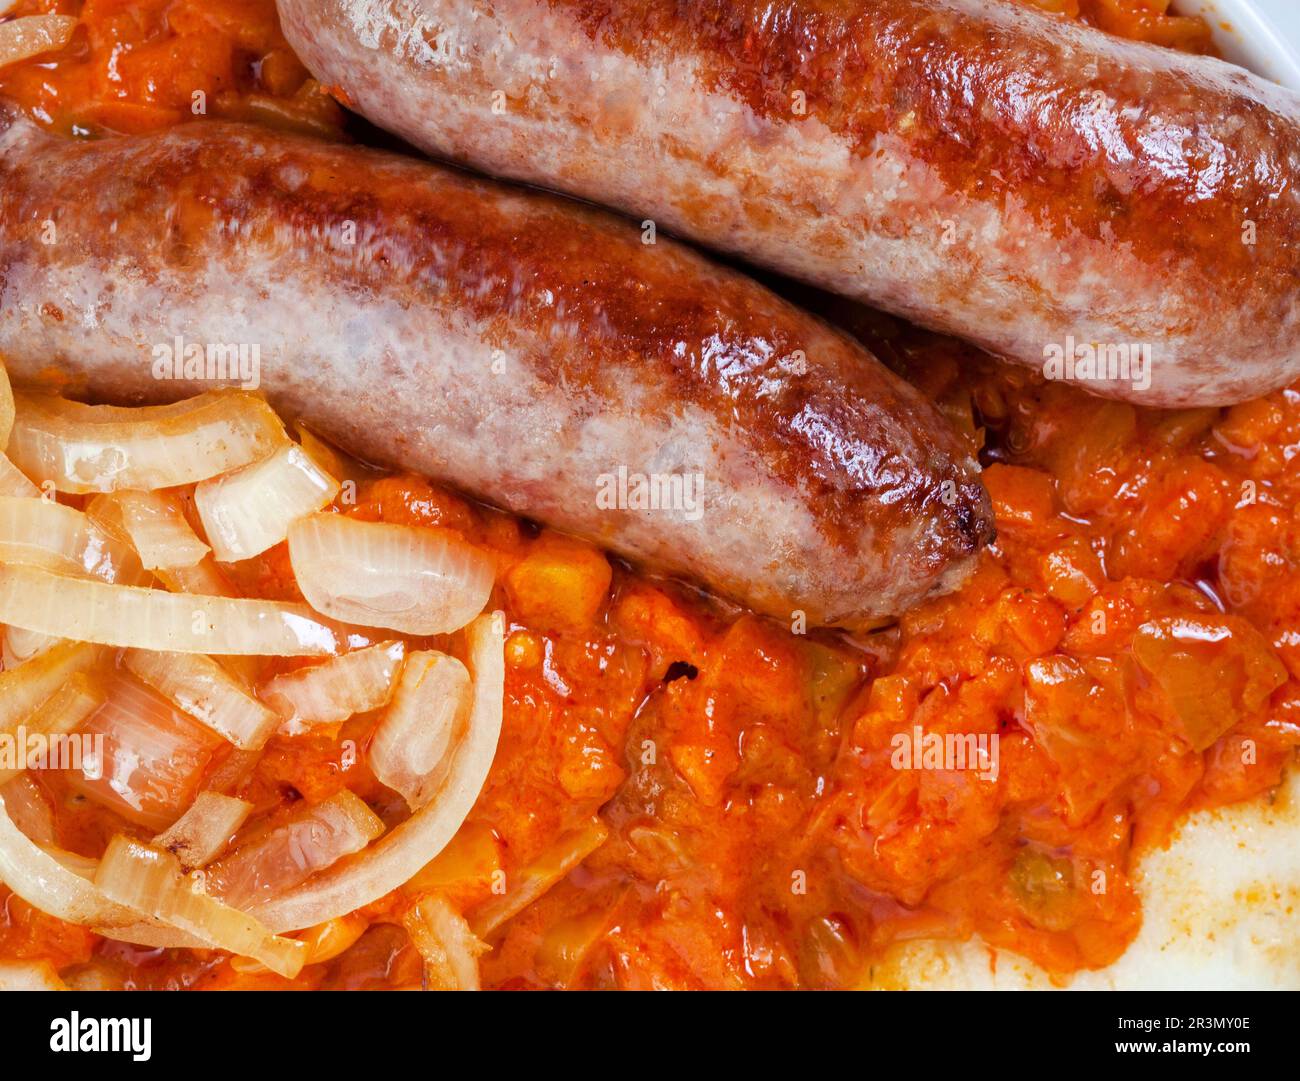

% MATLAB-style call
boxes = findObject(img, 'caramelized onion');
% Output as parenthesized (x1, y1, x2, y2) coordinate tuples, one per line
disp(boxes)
(252, 612, 504, 932)
(110, 490, 210, 569)
(9, 390, 287, 494)
(0, 14, 77, 71)
(152, 792, 252, 873)
(288, 513, 493, 635)
(370, 651, 472, 811)
(0, 564, 347, 655)
(196, 444, 339, 562)
(124, 649, 280, 749)
(402, 894, 486, 990)
(206, 790, 385, 911)
(258, 641, 405, 731)
(94, 835, 306, 978)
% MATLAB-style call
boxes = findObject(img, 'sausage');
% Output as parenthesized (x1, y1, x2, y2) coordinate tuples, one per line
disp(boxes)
(0, 106, 992, 628)
(275, 0, 1300, 408)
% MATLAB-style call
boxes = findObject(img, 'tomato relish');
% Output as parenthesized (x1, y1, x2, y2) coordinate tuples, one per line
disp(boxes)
(2, 0, 1294, 990)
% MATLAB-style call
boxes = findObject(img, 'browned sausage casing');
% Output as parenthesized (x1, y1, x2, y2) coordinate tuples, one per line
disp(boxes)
(0, 108, 992, 628)
(276, 0, 1300, 408)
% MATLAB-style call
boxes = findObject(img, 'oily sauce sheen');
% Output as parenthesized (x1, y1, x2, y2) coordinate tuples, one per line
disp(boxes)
(1, 0, 1297, 989)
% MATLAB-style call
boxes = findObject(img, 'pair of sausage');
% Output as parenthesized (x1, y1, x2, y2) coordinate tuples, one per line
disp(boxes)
(0, 104, 991, 628)
(277, 0, 1300, 408)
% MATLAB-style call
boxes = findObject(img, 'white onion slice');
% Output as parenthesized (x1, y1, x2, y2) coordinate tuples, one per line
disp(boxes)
(206, 790, 385, 911)
(258, 641, 406, 731)
(0, 454, 40, 498)
(0, 15, 77, 71)
(402, 894, 486, 990)
(94, 835, 306, 979)
(124, 649, 280, 749)
(251, 611, 504, 932)
(0, 495, 143, 583)
(288, 513, 493, 635)
(369, 651, 471, 811)
(0, 360, 14, 450)
(9, 390, 288, 494)
(110, 490, 210, 569)
(0, 672, 104, 786)
(70, 674, 222, 831)
(152, 792, 252, 873)
(0, 639, 100, 731)
(467, 816, 610, 937)
(152, 556, 235, 597)
(4, 624, 58, 667)
(196, 444, 339, 562)
(0, 564, 348, 655)
(295, 424, 371, 488)
(0, 791, 145, 930)
(0, 774, 55, 846)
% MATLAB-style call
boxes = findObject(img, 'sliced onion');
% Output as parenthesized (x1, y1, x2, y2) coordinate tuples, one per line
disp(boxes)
(196, 444, 339, 562)
(0, 639, 100, 731)
(0, 359, 13, 449)
(109, 489, 210, 570)
(0, 564, 348, 655)
(152, 792, 252, 873)
(69, 673, 222, 831)
(295, 424, 371, 488)
(0, 15, 77, 71)
(152, 556, 236, 596)
(0, 791, 144, 930)
(293, 912, 369, 965)
(0, 672, 104, 786)
(402, 894, 486, 990)
(9, 390, 288, 494)
(0, 774, 55, 846)
(4, 624, 58, 667)
(252, 611, 504, 932)
(94, 835, 306, 979)
(0, 696, 218, 946)
(124, 649, 280, 749)
(0, 454, 40, 499)
(0, 495, 143, 583)
(467, 816, 610, 937)
(288, 513, 493, 635)
(370, 651, 471, 811)
(206, 790, 385, 911)
(45, 846, 99, 879)
(258, 641, 406, 732)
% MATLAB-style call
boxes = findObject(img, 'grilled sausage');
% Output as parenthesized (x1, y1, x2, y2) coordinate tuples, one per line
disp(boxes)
(276, 0, 1300, 408)
(0, 107, 992, 628)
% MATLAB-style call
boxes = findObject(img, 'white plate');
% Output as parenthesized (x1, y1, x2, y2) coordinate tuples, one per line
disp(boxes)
(1174, 0, 1300, 89)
